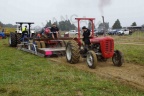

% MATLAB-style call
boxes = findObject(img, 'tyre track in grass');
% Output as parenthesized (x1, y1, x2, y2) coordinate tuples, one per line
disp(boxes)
(117, 42, 144, 46)
(48, 57, 144, 91)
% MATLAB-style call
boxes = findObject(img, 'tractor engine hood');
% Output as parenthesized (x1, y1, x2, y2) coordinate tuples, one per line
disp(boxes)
(90, 36, 114, 43)
(90, 36, 114, 58)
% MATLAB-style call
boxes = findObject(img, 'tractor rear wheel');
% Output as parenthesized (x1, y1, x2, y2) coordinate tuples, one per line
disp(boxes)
(16, 34, 22, 44)
(112, 50, 124, 67)
(66, 40, 80, 64)
(86, 51, 97, 69)
(9, 32, 17, 47)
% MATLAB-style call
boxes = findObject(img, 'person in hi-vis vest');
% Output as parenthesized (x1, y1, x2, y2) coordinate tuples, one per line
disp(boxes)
(22, 26, 28, 38)
(22, 26, 27, 32)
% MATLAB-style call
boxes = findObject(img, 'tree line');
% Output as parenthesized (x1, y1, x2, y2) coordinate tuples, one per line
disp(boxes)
(45, 19, 138, 31)
(112, 19, 137, 29)
(0, 21, 16, 28)
(45, 20, 76, 31)
(0, 19, 140, 31)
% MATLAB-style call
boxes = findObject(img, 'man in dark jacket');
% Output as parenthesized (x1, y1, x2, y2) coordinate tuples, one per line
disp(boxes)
(50, 24, 59, 39)
(82, 26, 92, 46)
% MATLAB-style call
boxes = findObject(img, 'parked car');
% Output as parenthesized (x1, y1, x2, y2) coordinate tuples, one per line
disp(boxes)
(64, 30, 79, 37)
(94, 30, 105, 35)
(108, 30, 117, 35)
(108, 29, 121, 35)
(94, 29, 98, 36)
(65, 30, 78, 35)
(117, 29, 130, 35)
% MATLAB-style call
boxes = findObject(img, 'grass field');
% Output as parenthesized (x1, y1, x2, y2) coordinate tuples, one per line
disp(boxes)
(113, 32, 144, 43)
(0, 39, 144, 95)
(115, 44, 144, 65)
(113, 31, 144, 65)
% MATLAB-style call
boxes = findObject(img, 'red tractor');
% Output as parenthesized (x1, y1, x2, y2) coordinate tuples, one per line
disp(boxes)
(66, 18, 124, 69)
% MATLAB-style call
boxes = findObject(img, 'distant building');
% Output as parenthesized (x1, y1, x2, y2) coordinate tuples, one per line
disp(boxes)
(123, 26, 142, 32)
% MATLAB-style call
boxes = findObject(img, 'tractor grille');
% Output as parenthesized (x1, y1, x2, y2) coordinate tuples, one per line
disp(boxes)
(105, 40, 113, 53)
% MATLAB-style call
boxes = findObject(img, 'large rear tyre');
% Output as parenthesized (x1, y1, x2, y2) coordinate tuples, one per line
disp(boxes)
(16, 33, 22, 44)
(86, 51, 97, 69)
(9, 32, 17, 47)
(112, 50, 124, 67)
(66, 40, 80, 64)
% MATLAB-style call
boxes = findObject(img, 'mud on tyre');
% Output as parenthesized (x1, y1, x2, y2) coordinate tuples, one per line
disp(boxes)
(16, 33, 22, 44)
(112, 50, 124, 67)
(86, 51, 97, 69)
(66, 40, 80, 64)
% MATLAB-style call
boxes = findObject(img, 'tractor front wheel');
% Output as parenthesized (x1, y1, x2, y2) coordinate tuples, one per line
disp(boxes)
(112, 50, 124, 67)
(66, 40, 80, 64)
(86, 51, 97, 69)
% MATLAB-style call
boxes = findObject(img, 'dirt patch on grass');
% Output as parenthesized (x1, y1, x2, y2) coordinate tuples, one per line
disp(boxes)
(48, 57, 144, 91)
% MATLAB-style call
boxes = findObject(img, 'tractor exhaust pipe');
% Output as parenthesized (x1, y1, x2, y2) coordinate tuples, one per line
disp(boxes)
(102, 16, 106, 36)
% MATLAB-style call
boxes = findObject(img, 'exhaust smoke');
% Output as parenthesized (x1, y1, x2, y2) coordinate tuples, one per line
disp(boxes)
(98, 0, 112, 15)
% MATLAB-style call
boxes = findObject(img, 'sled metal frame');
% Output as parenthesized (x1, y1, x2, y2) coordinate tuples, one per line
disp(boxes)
(17, 41, 66, 57)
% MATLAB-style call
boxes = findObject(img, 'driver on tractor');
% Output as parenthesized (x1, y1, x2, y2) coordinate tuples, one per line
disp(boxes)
(82, 26, 92, 49)
(21, 26, 28, 41)
(22, 26, 28, 36)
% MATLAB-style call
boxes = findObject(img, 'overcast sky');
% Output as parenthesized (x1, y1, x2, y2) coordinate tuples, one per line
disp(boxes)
(0, 0, 144, 28)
